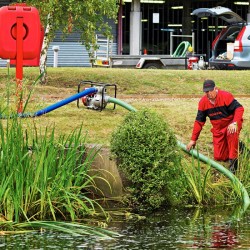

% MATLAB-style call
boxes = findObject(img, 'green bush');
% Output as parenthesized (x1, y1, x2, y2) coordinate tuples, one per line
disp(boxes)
(110, 109, 188, 212)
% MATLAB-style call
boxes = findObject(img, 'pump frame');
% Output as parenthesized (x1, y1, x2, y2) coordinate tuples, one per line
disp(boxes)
(77, 80, 117, 111)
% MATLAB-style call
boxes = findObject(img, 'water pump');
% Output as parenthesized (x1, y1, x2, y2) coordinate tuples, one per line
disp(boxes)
(77, 81, 117, 111)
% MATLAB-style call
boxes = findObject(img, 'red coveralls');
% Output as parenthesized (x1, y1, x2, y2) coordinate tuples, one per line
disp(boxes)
(191, 90, 244, 161)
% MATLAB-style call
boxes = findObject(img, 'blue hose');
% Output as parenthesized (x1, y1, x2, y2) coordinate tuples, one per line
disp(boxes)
(0, 87, 98, 118)
(33, 87, 98, 117)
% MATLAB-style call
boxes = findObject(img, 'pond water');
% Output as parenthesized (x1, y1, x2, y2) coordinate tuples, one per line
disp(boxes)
(1, 206, 250, 249)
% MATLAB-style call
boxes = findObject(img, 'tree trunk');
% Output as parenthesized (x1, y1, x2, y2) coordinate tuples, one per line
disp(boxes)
(39, 14, 53, 84)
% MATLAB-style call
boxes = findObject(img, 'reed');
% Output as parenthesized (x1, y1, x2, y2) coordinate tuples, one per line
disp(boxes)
(0, 221, 120, 238)
(183, 150, 211, 205)
(0, 118, 100, 221)
(182, 133, 250, 206)
(0, 119, 107, 224)
(0, 117, 120, 237)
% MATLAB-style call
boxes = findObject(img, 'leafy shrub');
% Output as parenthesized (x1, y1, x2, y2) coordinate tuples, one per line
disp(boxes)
(110, 109, 188, 212)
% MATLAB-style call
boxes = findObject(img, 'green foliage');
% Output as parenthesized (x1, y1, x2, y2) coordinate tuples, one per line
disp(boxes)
(22, 0, 118, 82)
(183, 153, 211, 205)
(25, 0, 119, 49)
(110, 109, 188, 212)
(0, 221, 120, 238)
(0, 118, 102, 222)
(233, 134, 250, 198)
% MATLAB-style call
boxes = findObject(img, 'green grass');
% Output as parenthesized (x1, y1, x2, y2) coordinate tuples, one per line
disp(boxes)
(0, 119, 100, 222)
(1, 67, 249, 150)
(1, 67, 250, 95)
(0, 117, 121, 237)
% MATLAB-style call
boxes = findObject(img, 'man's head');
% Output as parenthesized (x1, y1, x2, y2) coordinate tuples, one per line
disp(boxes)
(203, 79, 217, 101)
(203, 79, 215, 92)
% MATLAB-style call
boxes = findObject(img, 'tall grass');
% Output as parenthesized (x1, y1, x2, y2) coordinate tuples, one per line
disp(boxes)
(0, 118, 103, 222)
(235, 133, 250, 190)
(183, 154, 211, 205)
(0, 117, 121, 238)
(0, 117, 121, 237)
(182, 134, 250, 207)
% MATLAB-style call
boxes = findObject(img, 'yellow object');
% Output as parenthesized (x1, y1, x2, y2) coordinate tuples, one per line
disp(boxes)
(188, 46, 193, 52)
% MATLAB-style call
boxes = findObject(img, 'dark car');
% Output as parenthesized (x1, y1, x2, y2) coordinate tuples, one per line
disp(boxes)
(192, 6, 250, 69)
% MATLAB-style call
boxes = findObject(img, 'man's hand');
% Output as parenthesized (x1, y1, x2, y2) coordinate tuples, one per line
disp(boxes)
(228, 122, 237, 134)
(186, 140, 196, 151)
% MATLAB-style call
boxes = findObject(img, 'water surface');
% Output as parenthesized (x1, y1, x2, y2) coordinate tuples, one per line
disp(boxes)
(1, 206, 250, 249)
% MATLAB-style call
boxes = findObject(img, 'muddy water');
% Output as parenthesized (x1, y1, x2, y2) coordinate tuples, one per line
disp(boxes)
(1, 206, 250, 249)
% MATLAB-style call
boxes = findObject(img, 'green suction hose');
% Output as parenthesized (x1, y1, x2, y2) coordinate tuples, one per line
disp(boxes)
(178, 141, 250, 211)
(107, 97, 137, 112)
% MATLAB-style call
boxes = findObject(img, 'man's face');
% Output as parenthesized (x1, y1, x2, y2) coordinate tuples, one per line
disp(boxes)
(205, 88, 217, 101)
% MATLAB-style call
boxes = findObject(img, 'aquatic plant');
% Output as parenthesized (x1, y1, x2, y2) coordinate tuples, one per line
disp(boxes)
(182, 134, 250, 207)
(0, 118, 103, 222)
(0, 117, 121, 237)
(182, 150, 211, 205)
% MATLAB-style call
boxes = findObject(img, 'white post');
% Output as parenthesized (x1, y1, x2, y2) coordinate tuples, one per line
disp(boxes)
(52, 46, 60, 67)
(130, 0, 141, 55)
(6, 59, 10, 68)
(170, 32, 173, 56)
(170, 31, 174, 56)
(192, 32, 195, 53)
(247, 13, 250, 23)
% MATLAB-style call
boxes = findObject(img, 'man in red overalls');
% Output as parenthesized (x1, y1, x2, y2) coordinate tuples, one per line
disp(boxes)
(186, 79, 244, 173)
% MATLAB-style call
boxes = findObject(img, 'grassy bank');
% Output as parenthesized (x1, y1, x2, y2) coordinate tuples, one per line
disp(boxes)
(0, 67, 249, 151)
(1, 67, 250, 95)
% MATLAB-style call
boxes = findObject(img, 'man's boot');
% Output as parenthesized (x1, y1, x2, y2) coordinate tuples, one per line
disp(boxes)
(229, 159, 238, 174)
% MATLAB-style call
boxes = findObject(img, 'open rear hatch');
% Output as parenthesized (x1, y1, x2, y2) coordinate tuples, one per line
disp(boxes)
(192, 7, 246, 67)
(192, 6, 245, 24)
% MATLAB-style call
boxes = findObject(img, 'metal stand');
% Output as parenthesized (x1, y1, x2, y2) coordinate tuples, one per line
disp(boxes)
(170, 32, 195, 56)
(77, 80, 117, 111)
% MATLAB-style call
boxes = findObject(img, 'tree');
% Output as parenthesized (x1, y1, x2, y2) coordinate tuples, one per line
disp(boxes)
(23, 0, 119, 83)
